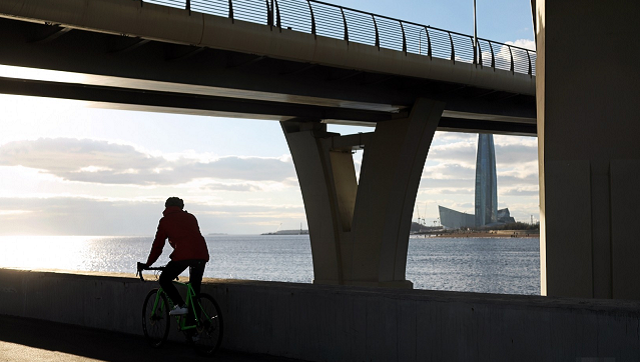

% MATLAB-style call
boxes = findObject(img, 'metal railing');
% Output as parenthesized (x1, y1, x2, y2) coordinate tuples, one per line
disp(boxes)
(139, 0, 537, 76)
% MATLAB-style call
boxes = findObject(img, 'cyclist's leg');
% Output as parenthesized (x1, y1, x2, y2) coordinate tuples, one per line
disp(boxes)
(159, 260, 188, 306)
(188, 260, 206, 296)
(183, 260, 205, 340)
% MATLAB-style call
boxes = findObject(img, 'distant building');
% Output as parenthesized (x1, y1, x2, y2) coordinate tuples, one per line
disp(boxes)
(474, 134, 498, 227)
(497, 208, 516, 224)
(438, 134, 516, 229)
(438, 206, 475, 229)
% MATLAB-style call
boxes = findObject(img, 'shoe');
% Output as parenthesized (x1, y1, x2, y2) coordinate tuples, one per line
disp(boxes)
(169, 305, 188, 316)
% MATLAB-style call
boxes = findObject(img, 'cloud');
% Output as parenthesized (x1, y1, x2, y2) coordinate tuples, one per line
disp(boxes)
(495, 144, 538, 166)
(506, 39, 536, 51)
(0, 196, 305, 235)
(427, 141, 476, 165)
(202, 182, 263, 192)
(501, 187, 539, 196)
(424, 188, 474, 195)
(497, 173, 539, 187)
(480, 38, 536, 72)
(439, 201, 474, 212)
(432, 132, 476, 143)
(423, 163, 475, 180)
(0, 138, 295, 185)
(0, 137, 162, 172)
(428, 136, 537, 168)
(0, 197, 160, 235)
(420, 177, 473, 189)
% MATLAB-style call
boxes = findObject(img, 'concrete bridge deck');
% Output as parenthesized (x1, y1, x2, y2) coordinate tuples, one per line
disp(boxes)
(0, 0, 536, 135)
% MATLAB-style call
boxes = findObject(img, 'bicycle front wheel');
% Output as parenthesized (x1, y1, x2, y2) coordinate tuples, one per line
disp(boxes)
(142, 288, 170, 348)
(192, 293, 223, 356)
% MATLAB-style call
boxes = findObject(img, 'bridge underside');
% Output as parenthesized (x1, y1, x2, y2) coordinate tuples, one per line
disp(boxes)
(0, 14, 535, 135)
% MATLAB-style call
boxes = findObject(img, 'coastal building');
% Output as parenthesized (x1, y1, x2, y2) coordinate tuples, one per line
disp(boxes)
(438, 134, 515, 229)
(438, 206, 475, 229)
(439, 205, 515, 229)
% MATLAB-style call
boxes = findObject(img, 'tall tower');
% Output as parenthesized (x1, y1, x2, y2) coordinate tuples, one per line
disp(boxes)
(474, 134, 498, 227)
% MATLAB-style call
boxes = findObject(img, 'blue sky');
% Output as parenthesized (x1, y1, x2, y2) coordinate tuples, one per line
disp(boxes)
(0, 0, 538, 235)
(336, 0, 534, 43)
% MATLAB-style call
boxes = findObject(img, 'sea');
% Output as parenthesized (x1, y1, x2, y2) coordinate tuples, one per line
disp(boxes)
(0, 235, 540, 295)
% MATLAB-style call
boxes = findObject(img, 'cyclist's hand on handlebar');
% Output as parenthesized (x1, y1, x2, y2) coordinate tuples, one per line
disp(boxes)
(136, 262, 148, 281)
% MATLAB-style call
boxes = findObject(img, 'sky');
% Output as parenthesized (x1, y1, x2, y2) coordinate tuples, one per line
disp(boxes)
(0, 0, 538, 235)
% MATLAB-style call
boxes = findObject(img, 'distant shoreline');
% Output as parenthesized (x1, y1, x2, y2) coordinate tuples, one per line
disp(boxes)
(261, 230, 309, 236)
(413, 231, 540, 238)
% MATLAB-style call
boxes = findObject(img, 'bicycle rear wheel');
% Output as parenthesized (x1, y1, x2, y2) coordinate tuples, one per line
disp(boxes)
(142, 288, 170, 348)
(192, 293, 223, 356)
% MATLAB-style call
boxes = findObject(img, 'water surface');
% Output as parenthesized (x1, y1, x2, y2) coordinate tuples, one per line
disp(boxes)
(0, 235, 540, 295)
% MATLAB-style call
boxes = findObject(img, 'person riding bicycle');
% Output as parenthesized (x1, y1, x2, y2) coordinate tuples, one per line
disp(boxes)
(139, 197, 210, 316)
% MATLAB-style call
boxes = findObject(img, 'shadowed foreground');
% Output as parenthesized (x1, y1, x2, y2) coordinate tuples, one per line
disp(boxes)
(2, 269, 640, 361)
(0, 314, 304, 362)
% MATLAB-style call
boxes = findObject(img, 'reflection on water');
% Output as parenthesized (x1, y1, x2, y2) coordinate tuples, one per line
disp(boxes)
(0, 236, 93, 271)
(0, 235, 540, 295)
(407, 236, 540, 295)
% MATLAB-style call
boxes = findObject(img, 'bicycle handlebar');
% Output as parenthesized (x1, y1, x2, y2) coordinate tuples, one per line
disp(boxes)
(136, 262, 165, 281)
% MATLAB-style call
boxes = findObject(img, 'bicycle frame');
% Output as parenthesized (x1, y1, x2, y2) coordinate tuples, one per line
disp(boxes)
(138, 262, 223, 356)
(150, 281, 211, 332)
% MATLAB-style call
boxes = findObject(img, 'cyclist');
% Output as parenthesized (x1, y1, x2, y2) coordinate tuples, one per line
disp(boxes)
(139, 197, 210, 316)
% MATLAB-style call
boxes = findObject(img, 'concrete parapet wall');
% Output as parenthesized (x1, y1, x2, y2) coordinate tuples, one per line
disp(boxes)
(1, 268, 639, 361)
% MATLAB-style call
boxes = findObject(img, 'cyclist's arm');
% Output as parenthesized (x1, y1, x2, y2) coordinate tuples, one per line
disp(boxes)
(145, 220, 167, 266)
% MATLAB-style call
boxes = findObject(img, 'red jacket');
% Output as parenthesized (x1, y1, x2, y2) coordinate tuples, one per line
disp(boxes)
(145, 206, 210, 266)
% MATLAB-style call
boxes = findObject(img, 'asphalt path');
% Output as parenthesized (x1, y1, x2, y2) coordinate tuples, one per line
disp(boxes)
(0, 314, 304, 362)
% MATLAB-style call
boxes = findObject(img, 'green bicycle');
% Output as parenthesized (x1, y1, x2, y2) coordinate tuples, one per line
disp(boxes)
(136, 262, 223, 356)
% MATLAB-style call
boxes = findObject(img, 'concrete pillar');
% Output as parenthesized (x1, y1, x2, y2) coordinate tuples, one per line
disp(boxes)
(282, 98, 444, 288)
(535, 0, 640, 299)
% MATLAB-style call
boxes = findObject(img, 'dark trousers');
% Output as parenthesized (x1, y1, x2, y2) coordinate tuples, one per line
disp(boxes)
(159, 259, 206, 307)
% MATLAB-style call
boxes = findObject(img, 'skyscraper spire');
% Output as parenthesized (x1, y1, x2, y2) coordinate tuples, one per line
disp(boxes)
(474, 134, 498, 227)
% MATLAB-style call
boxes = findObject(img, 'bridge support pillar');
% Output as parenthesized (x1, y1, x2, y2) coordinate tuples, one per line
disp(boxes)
(282, 98, 444, 288)
(536, 0, 640, 299)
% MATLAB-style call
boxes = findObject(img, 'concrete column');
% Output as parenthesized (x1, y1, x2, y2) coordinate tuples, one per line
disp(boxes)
(282, 98, 444, 288)
(535, 0, 640, 299)
(280, 121, 346, 285)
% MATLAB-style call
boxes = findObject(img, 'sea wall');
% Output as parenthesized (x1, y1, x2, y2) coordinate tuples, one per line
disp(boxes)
(0, 268, 639, 361)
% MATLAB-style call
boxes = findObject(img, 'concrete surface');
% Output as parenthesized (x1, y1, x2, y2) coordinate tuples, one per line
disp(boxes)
(0, 314, 305, 362)
(282, 99, 443, 288)
(1, 268, 640, 361)
(0, 0, 535, 96)
(535, 0, 640, 299)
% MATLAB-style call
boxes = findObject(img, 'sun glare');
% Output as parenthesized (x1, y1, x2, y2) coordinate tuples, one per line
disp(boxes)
(0, 236, 97, 271)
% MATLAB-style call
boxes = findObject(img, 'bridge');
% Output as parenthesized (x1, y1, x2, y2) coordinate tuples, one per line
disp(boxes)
(0, 0, 536, 290)
(1, 0, 640, 360)
(0, 0, 639, 298)
(0, 0, 535, 133)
